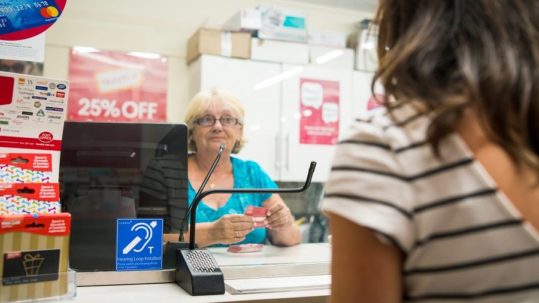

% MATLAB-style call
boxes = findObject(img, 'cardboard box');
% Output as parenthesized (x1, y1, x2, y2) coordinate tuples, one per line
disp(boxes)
(257, 6, 308, 43)
(349, 27, 378, 72)
(0, 153, 53, 183)
(251, 38, 309, 64)
(309, 46, 354, 70)
(0, 213, 71, 302)
(222, 8, 262, 32)
(308, 30, 347, 48)
(186, 28, 251, 64)
(0, 183, 61, 215)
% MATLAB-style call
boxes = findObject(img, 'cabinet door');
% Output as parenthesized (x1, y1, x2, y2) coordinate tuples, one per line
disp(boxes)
(191, 55, 282, 179)
(280, 64, 353, 182)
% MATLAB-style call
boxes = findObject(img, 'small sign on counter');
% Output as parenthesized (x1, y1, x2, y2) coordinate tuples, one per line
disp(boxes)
(116, 219, 163, 271)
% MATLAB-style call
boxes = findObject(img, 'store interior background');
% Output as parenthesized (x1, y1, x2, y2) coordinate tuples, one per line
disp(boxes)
(44, 0, 378, 242)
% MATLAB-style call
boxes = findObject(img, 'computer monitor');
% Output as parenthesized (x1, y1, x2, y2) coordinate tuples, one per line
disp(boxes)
(60, 121, 188, 271)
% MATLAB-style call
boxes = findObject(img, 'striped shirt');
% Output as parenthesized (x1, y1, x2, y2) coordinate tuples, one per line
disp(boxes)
(321, 104, 539, 302)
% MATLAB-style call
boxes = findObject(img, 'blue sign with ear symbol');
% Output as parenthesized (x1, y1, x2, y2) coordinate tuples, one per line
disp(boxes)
(116, 218, 163, 271)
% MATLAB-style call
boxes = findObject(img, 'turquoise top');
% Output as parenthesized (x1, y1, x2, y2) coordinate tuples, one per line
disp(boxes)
(187, 156, 277, 245)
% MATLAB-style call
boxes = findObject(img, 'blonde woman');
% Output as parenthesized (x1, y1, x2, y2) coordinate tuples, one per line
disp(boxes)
(169, 89, 300, 248)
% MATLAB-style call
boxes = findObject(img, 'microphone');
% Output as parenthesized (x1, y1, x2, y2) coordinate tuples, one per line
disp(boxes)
(162, 143, 225, 269)
(178, 143, 225, 242)
(175, 161, 317, 296)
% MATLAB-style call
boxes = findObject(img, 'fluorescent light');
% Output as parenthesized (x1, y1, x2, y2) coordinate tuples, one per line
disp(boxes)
(254, 66, 304, 90)
(128, 51, 161, 59)
(73, 46, 100, 53)
(315, 49, 344, 64)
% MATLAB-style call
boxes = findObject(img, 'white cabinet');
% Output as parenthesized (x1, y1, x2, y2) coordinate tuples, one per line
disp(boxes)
(189, 55, 355, 182)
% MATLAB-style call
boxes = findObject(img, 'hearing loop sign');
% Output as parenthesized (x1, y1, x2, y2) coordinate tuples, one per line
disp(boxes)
(116, 219, 163, 271)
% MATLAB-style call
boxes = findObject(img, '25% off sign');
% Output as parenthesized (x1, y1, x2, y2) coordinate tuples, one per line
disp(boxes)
(77, 98, 158, 121)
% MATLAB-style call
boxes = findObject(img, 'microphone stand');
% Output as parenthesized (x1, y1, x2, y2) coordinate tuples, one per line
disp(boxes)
(175, 161, 316, 296)
(180, 143, 225, 242)
(162, 144, 225, 268)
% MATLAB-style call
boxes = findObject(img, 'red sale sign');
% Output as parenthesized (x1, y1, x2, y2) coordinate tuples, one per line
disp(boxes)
(299, 78, 340, 145)
(67, 48, 167, 122)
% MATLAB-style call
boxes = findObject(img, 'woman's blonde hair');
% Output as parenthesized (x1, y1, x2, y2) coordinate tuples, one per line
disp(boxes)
(184, 88, 245, 153)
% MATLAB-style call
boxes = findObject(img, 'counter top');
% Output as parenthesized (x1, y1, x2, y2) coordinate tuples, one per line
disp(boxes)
(59, 243, 332, 303)
(72, 282, 329, 303)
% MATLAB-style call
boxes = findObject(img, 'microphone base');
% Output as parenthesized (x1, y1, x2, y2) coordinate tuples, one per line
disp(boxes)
(162, 241, 191, 269)
(175, 248, 225, 296)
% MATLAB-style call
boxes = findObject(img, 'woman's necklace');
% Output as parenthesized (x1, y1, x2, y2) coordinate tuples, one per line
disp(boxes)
(208, 172, 228, 189)
(193, 156, 232, 190)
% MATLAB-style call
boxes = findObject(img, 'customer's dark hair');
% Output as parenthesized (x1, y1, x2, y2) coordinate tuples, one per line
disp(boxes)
(374, 0, 539, 173)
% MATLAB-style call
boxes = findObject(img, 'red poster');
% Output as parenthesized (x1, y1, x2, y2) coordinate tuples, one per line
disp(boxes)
(68, 48, 167, 122)
(299, 78, 339, 145)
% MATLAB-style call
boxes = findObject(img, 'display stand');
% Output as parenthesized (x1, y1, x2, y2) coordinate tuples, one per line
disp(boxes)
(1, 269, 76, 303)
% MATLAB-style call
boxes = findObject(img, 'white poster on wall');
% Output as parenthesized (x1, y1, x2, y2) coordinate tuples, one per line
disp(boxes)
(0, 33, 45, 62)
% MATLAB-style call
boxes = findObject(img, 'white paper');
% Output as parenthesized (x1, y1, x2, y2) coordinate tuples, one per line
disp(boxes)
(0, 33, 45, 62)
(225, 275, 331, 294)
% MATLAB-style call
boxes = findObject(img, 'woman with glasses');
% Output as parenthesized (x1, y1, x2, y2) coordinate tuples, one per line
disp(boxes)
(174, 88, 300, 247)
(322, 0, 539, 302)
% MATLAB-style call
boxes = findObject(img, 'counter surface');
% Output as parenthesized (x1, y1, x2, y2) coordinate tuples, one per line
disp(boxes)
(56, 243, 332, 303)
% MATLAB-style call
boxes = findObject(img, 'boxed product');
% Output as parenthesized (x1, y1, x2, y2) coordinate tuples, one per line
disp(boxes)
(251, 38, 309, 64)
(308, 30, 347, 48)
(0, 183, 60, 215)
(309, 45, 354, 70)
(348, 22, 378, 72)
(0, 213, 71, 302)
(257, 6, 308, 43)
(186, 28, 251, 64)
(222, 8, 262, 32)
(0, 153, 53, 183)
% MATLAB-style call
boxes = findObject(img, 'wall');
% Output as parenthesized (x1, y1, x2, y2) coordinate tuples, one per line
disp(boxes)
(43, 0, 372, 122)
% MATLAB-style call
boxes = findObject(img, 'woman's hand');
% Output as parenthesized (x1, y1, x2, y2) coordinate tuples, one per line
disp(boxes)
(264, 198, 294, 230)
(263, 195, 301, 246)
(209, 214, 254, 245)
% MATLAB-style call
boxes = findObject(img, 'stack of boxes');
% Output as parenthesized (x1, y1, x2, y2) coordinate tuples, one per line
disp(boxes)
(186, 6, 362, 70)
(348, 19, 378, 72)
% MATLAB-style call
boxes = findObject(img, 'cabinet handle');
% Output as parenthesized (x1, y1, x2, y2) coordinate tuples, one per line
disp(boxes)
(285, 132, 290, 172)
(274, 134, 280, 171)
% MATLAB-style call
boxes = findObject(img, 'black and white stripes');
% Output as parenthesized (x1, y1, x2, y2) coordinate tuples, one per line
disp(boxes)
(322, 106, 539, 302)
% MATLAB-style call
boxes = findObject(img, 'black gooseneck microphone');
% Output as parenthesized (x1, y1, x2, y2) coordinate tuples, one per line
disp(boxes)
(175, 160, 317, 296)
(178, 143, 225, 242)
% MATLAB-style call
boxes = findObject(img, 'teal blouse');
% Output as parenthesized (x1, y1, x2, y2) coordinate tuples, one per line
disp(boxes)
(187, 156, 277, 245)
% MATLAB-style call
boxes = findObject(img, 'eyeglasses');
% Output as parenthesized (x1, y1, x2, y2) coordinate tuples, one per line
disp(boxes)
(194, 115, 241, 127)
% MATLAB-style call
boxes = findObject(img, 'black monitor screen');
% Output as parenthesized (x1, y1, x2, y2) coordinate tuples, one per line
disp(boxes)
(60, 121, 188, 271)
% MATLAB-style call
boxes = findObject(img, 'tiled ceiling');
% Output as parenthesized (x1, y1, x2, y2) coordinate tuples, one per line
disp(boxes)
(288, 0, 378, 12)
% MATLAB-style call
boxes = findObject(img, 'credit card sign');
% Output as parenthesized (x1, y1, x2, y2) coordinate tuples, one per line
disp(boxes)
(0, 0, 61, 35)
